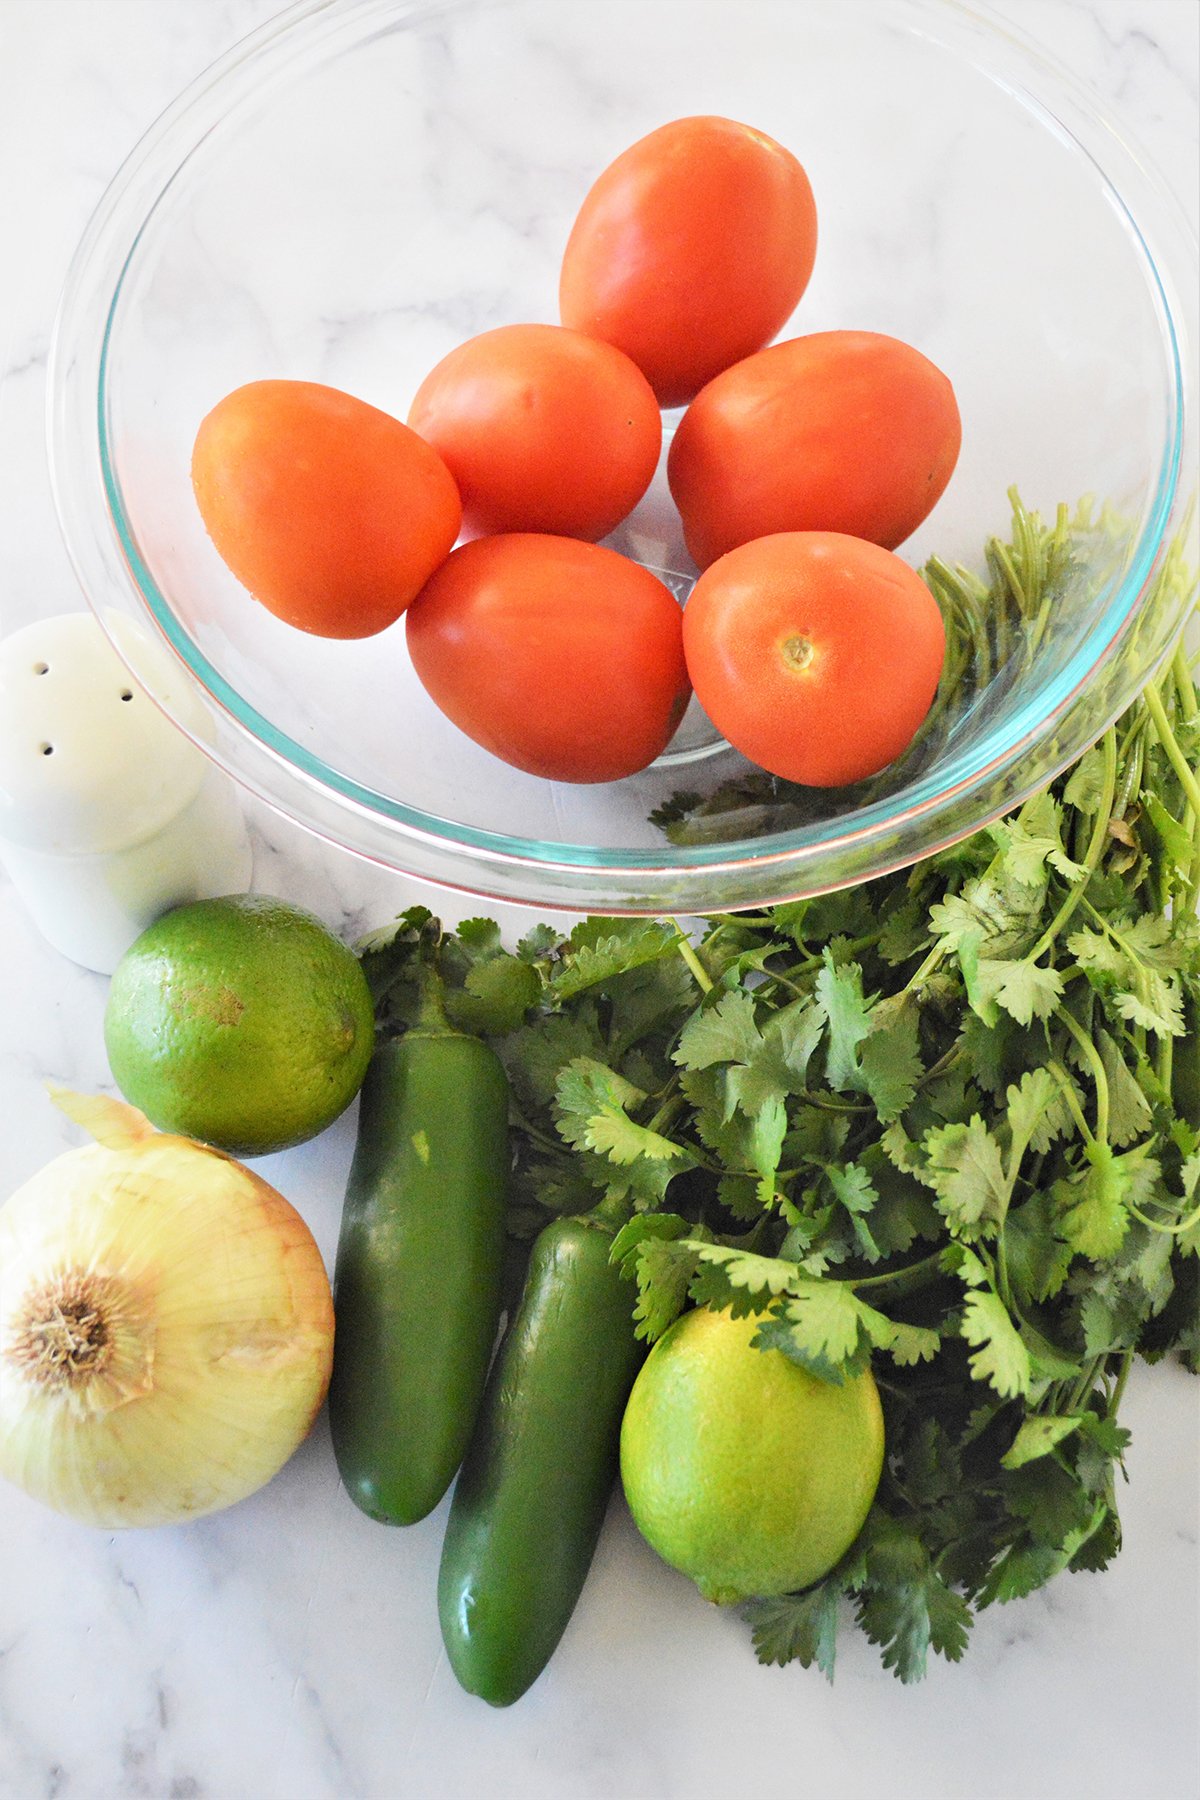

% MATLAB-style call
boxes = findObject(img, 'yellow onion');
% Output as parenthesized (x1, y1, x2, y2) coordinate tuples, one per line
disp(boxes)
(0, 1089, 334, 1527)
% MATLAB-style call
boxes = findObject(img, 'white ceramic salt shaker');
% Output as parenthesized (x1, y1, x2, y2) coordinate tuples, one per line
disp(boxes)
(0, 612, 253, 974)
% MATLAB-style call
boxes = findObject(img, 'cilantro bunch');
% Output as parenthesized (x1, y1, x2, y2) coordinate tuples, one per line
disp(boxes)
(363, 517, 1198, 1688)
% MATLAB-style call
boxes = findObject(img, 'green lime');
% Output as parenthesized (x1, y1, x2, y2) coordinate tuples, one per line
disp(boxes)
(104, 894, 375, 1157)
(620, 1306, 884, 1604)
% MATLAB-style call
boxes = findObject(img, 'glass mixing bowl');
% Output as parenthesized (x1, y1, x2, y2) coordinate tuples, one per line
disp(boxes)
(48, 0, 1197, 913)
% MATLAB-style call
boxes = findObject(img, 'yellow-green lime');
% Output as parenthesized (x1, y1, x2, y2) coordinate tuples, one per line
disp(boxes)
(620, 1306, 884, 1604)
(104, 894, 374, 1157)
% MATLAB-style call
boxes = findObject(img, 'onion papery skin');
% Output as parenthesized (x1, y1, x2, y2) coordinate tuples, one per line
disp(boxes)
(0, 1099, 334, 1529)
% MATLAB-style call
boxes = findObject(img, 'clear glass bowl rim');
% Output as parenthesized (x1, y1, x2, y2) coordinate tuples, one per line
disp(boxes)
(47, 0, 1198, 909)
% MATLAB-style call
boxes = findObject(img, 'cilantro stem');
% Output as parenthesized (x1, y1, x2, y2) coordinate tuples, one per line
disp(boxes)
(508, 1102, 567, 1156)
(1078, 895, 1183, 1040)
(673, 928, 714, 994)
(1055, 1010, 1110, 1143)
(914, 1043, 963, 1091)
(1106, 1348, 1134, 1420)
(1158, 1033, 1174, 1099)
(995, 1235, 1014, 1313)
(1065, 1355, 1103, 1416)
(1126, 1184, 1200, 1237)
(989, 538, 1027, 614)
(848, 1250, 944, 1296)
(1029, 726, 1118, 961)
(647, 1092, 686, 1136)
(1144, 679, 1200, 820)
(758, 969, 810, 1001)
(904, 941, 949, 995)
(1189, 807, 1200, 919)
(1168, 642, 1200, 907)
(1047, 1059, 1095, 1146)
(1173, 641, 1199, 724)
(778, 931, 884, 982)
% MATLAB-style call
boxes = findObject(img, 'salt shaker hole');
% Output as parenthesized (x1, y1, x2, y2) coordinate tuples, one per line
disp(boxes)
(33, 662, 49, 675)
(39, 743, 55, 757)
(120, 690, 134, 702)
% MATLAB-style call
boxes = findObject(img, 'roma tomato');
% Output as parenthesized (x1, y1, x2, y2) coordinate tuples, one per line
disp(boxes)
(191, 380, 461, 638)
(408, 324, 661, 542)
(559, 116, 817, 409)
(682, 532, 945, 787)
(406, 535, 690, 783)
(668, 331, 961, 568)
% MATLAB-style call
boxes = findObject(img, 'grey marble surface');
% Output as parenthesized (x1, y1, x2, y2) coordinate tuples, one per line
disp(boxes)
(0, 3, 1197, 1796)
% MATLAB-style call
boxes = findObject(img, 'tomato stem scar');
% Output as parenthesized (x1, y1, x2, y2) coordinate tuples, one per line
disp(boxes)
(781, 634, 815, 671)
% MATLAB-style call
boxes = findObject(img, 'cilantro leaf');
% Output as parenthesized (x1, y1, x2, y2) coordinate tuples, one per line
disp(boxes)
(1004, 1190, 1073, 1304)
(626, 1234, 703, 1342)
(516, 923, 560, 962)
(885, 1321, 943, 1367)
(1033, 1062, 1085, 1154)
(610, 1211, 691, 1267)
(877, 889, 933, 965)
(813, 960, 924, 1121)
(858, 1002, 924, 1122)
(511, 1155, 602, 1221)
(1070, 926, 1187, 1036)
(504, 1006, 605, 1112)
(959, 1289, 1032, 1397)
(930, 879, 1041, 959)
(748, 1095, 788, 1206)
(1115, 914, 1194, 972)
(607, 956, 696, 1057)
(921, 1116, 1008, 1239)
(1113, 976, 1185, 1039)
(822, 1160, 878, 1217)
(978, 1540, 1067, 1605)
(743, 1582, 842, 1680)
(754, 1282, 875, 1383)
(1057, 1142, 1134, 1261)
(1067, 1508, 1122, 1574)
(1096, 1030, 1153, 1147)
(1004, 1067, 1060, 1161)
(715, 1173, 764, 1222)
(1063, 743, 1109, 814)
(853, 1515, 972, 1682)
(726, 1000, 824, 1117)
(815, 955, 872, 1091)
(853, 1144, 943, 1255)
(679, 1065, 755, 1167)
(553, 1058, 646, 1150)
(553, 1059, 689, 1211)
(987, 796, 1067, 889)
(688, 1243, 799, 1299)
(551, 920, 682, 999)
(1143, 792, 1194, 881)
(356, 505, 1200, 1691)
(1001, 1415, 1086, 1469)
(454, 916, 503, 954)
(1003, 1456, 1099, 1548)
(448, 953, 540, 1035)
(970, 958, 1064, 1027)
(586, 1108, 684, 1167)
(673, 989, 762, 1070)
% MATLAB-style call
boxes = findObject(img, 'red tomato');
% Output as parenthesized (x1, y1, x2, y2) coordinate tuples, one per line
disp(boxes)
(408, 324, 662, 542)
(681, 532, 945, 787)
(406, 535, 690, 783)
(559, 116, 817, 408)
(191, 380, 461, 639)
(668, 331, 962, 568)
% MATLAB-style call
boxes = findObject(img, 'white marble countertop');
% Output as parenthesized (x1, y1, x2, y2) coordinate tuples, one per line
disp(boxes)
(0, 2, 1197, 1796)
